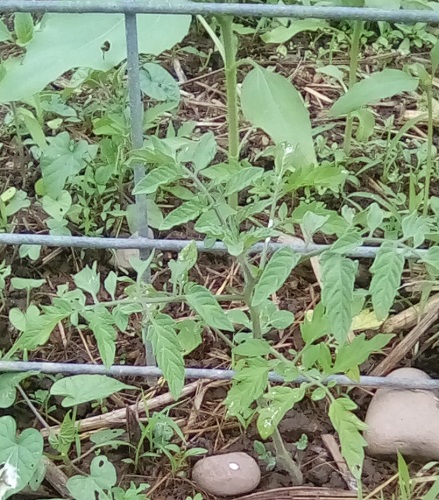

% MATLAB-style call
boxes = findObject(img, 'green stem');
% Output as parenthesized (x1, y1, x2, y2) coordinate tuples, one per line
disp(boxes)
(217, 15, 240, 209)
(271, 425, 303, 485)
(343, 20, 363, 156)
(423, 83, 434, 217)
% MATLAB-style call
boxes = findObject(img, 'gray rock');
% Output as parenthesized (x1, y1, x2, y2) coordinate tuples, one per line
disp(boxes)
(192, 452, 261, 497)
(364, 367, 439, 461)
(110, 229, 153, 272)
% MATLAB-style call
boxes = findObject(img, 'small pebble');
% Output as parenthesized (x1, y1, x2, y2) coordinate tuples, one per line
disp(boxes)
(364, 367, 439, 461)
(110, 230, 153, 272)
(192, 452, 261, 497)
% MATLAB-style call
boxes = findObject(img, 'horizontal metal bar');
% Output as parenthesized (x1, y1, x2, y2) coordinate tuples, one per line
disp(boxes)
(1, 360, 438, 391)
(2, 1, 439, 23)
(0, 233, 425, 258)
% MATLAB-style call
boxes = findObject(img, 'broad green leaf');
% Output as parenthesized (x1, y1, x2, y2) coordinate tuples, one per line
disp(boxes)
(422, 246, 439, 272)
(225, 362, 270, 416)
(329, 69, 418, 117)
(233, 339, 271, 358)
(83, 306, 117, 368)
(140, 63, 180, 103)
(333, 333, 393, 373)
(73, 265, 100, 300)
(330, 231, 362, 254)
(401, 212, 428, 248)
(252, 248, 300, 307)
(241, 65, 316, 166)
(67, 456, 117, 500)
(42, 191, 72, 221)
(0, 20, 10, 42)
(224, 167, 264, 196)
(10, 277, 45, 290)
(19, 244, 41, 261)
(50, 375, 135, 407)
(160, 200, 203, 230)
(0, 416, 44, 499)
(104, 271, 117, 301)
(169, 241, 198, 286)
(366, 203, 384, 234)
(16, 107, 47, 150)
(257, 386, 305, 439)
(133, 165, 181, 195)
(328, 398, 367, 480)
(370, 242, 404, 320)
(0, 9, 191, 102)
(176, 319, 202, 355)
(185, 283, 234, 332)
(147, 314, 185, 399)
(14, 13, 34, 45)
(321, 252, 358, 344)
(261, 19, 328, 44)
(0, 373, 34, 409)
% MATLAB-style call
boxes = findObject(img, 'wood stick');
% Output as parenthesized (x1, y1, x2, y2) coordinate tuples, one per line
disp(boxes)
(41, 381, 200, 437)
(41, 456, 72, 499)
(382, 294, 439, 333)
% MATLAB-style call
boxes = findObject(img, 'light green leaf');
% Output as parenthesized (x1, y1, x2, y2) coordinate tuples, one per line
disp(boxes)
(0, 416, 44, 499)
(252, 248, 300, 307)
(83, 306, 117, 368)
(257, 386, 305, 439)
(328, 398, 367, 480)
(18, 244, 41, 261)
(233, 339, 271, 358)
(14, 13, 34, 45)
(401, 212, 428, 247)
(185, 283, 234, 332)
(422, 246, 439, 272)
(169, 241, 198, 286)
(67, 456, 117, 500)
(10, 277, 45, 290)
(147, 314, 185, 399)
(224, 167, 264, 196)
(140, 63, 180, 103)
(329, 69, 419, 117)
(176, 319, 202, 355)
(16, 107, 47, 150)
(241, 65, 316, 166)
(0, 373, 35, 409)
(330, 231, 362, 254)
(370, 242, 404, 320)
(104, 271, 117, 301)
(73, 265, 100, 300)
(365, 0, 400, 7)
(0, 20, 11, 42)
(50, 375, 135, 407)
(366, 203, 384, 234)
(160, 200, 203, 230)
(432, 40, 439, 76)
(261, 19, 328, 44)
(321, 252, 358, 344)
(133, 165, 181, 195)
(0, 9, 191, 102)
(42, 191, 72, 221)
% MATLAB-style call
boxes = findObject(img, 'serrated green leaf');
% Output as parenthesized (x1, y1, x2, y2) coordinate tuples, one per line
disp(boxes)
(328, 398, 367, 480)
(50, 375, 135, 407)
(370, 242, 404, 320)
(252, 248, 300, 307)
(83, 306, 117, 368)
(401, 212, 428, 247)
(321, 253, 358, 344)
(176, 319, 202, 355)
(185, 283, 234, 332)
(333, 333, 393, 373)
(224, 167, 264, 196)
(73, 265, 100, 300)
(233, 339, 271, 357)
(257, 386, 305, 439)
(329, 69, 419, 117)
(133, 165, 181, 195)
(147, 314, 185, 399)
(330, 231, 363, 254)
(160, 200, 203, 230)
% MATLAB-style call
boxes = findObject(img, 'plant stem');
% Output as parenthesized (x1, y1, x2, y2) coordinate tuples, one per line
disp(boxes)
(271, 425, 303, 485)
(217, 15, 240, 209)
(343, 20, 363, 156)
(423, 83, 434, 217)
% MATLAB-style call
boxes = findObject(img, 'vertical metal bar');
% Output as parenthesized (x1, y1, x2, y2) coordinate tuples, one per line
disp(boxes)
(124, 13, 156, 374)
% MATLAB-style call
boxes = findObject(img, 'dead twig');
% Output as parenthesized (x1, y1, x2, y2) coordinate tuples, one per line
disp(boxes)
(321, 434, 357, 492)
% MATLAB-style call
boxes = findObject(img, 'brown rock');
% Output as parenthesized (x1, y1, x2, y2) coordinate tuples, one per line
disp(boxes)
(110, 230, 153, 272)
(364, 367, 439, 461)
(192, 452, 261, 497)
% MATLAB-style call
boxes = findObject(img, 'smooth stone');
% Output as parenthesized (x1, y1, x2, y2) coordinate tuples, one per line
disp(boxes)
(110, 229, 153, 272)
(192, 452, 261, 497)
(364, 367, 439, 461)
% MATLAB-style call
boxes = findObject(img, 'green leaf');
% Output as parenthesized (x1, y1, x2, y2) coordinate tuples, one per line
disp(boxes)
(401, 212, 428, 247)
(83, 306, 117, 368)
(0, 416, 44, 499)
(73, 265, 100, 300)
(10, 277, 45, 290)
(328, 398, 367, 480)
(40, 132, 97, 198)
(160, 200, 203, 230)
(366, 203, 384, 234)
(50, 375, 135, 407)
(169, 241, 198, 286)
(431, 40, 439, 76)
(225, 363, 270, 417)
(330, 231, 362, 254)
(365, 0, 400, 7)
(147, 314, 185, 399)
(261, 19, 328, 44)
(14, 13, 34, 45)
(0, 19, 11, 42)
(422, 246, 439, 272)
(176, 319, 202, 355)
(257, 386, 305, 439)
(321, 252, 358, 344)
(333, 333, 393, 373)
(234, 339, 271, 357)
(67, 456, 117, 500)
(329, 69, 419, 117)
(185, 283, 234, 332)
(241, 65, 316, 166)
(252, 248, 301, 307)
(0, 373, 35, 409)
(133, 165, 181, 195)
(104, 271, 117, 301)
(224, 167, 264, 196)
(0, 8, 191, 102)
(140, 63, 180, 103)
(370, 242, 404, 320)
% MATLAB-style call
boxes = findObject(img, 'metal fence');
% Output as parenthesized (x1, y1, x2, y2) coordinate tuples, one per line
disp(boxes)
(1, 1, 438, 392)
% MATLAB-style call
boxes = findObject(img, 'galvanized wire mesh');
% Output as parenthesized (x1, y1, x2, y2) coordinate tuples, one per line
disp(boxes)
(1, 1, 437, 390)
